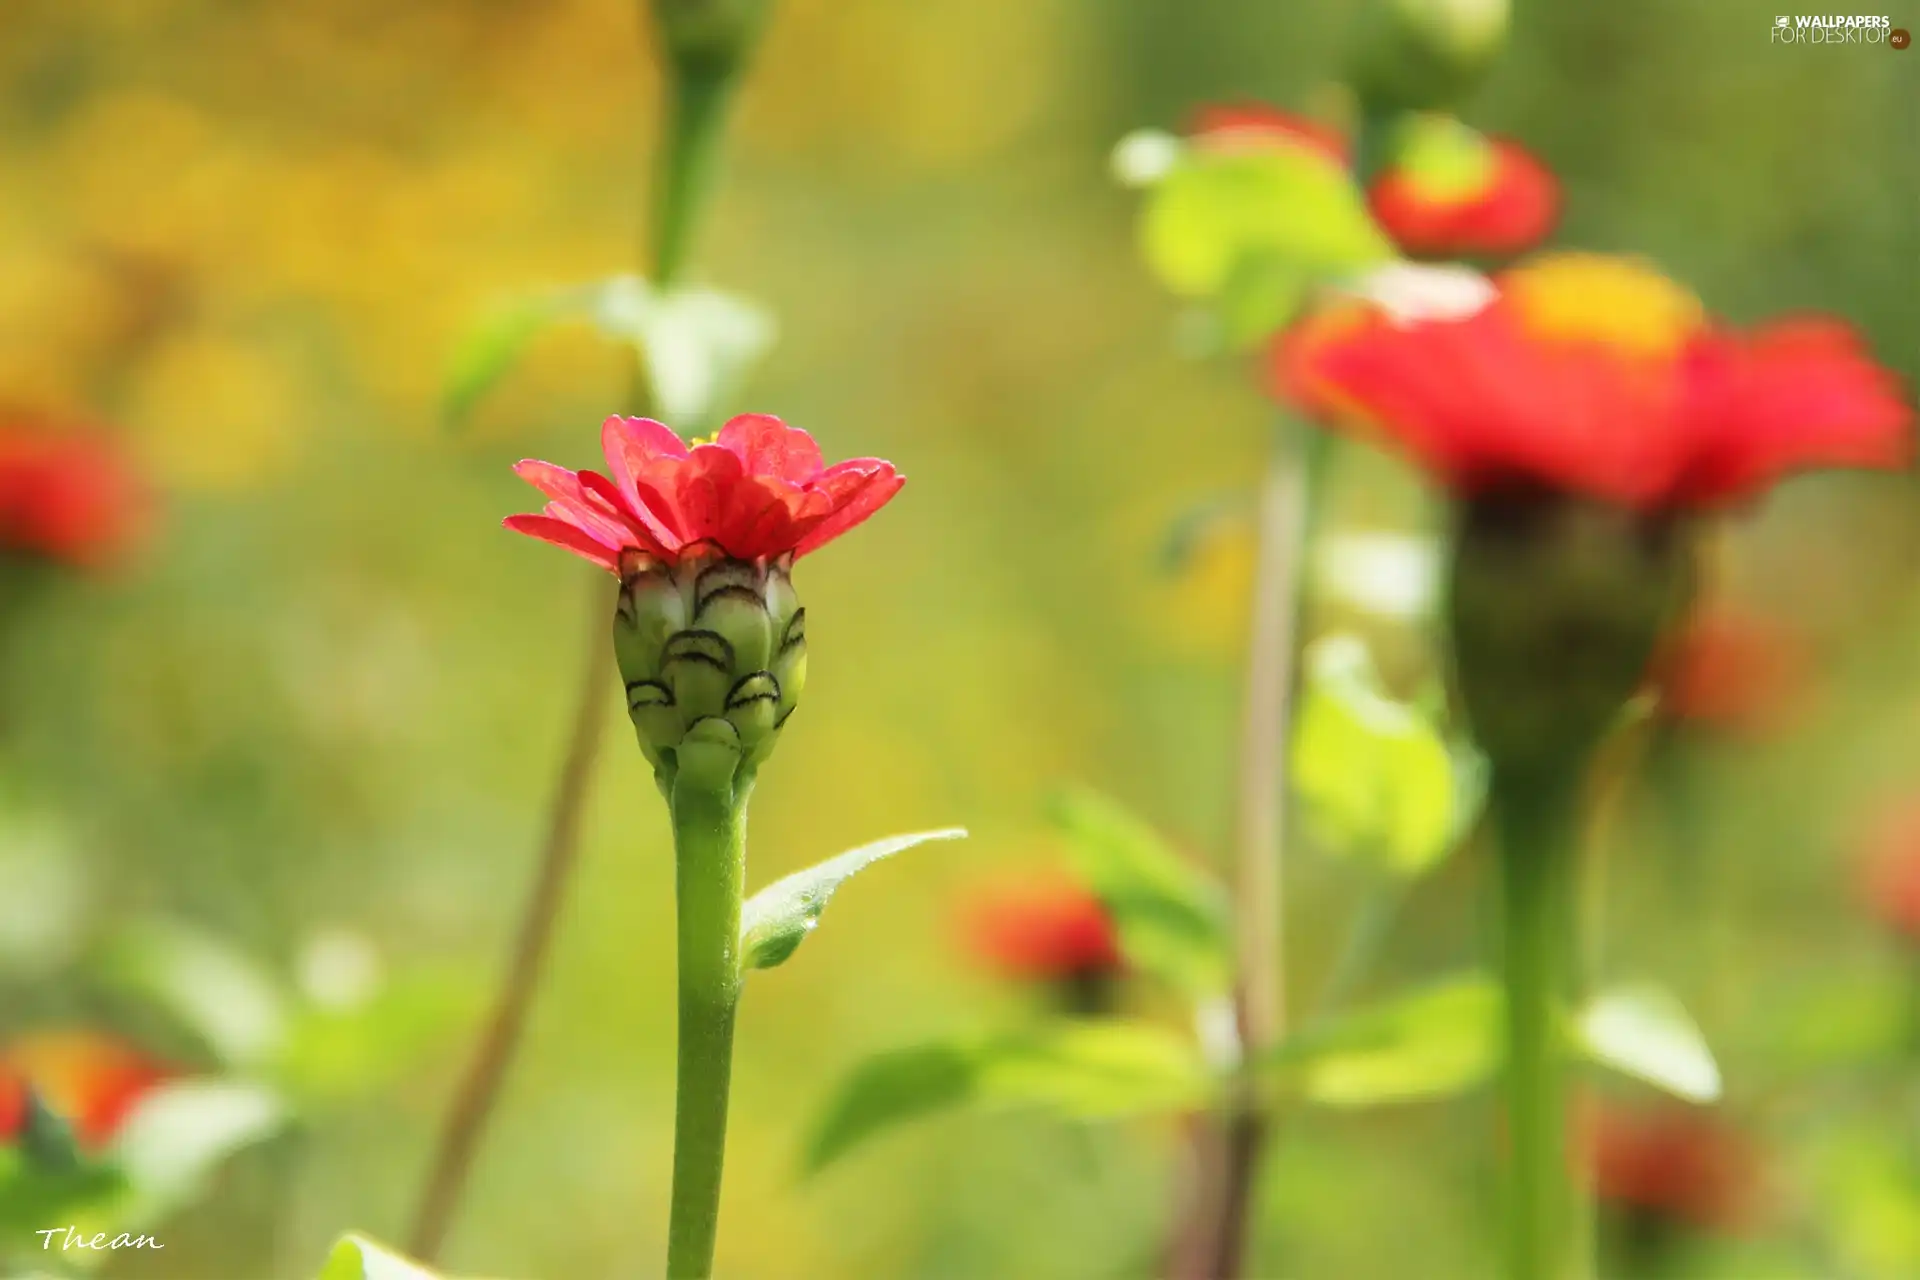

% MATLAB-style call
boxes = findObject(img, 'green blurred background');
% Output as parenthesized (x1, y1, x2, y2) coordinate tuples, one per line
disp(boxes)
(1, 0, 1917, 1276)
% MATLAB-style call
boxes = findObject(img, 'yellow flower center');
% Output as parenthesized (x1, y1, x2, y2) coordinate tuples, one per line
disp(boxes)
(1503, 253, 1704, 357)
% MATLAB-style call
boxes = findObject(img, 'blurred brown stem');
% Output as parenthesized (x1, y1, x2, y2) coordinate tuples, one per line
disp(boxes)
(1171, 423, 1320, 1280)
(408, 583, 613, 1261)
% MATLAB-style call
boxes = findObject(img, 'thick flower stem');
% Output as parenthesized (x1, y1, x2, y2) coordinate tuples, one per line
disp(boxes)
(652, 66, 737, 290)
(1495, 774, 1583, 1280)
(665, 770, 749, 1279)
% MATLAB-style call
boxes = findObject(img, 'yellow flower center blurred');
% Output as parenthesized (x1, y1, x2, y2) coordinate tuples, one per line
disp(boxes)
(1504, 254, 1704, 357)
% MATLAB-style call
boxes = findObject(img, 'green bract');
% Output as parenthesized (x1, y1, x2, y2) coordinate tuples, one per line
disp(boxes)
(1139, 141, 1393, 346)
(616, 548, 806, 787)
(1347, 0, 1511, 115)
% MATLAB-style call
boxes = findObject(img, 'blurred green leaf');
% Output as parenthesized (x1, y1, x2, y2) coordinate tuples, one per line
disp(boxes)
(318, 1235, 449, 1280)
(741, 827, 967, 971)
(977, 1021, 1211, 1115)
(806, 1021, 1210, 1174)
(803, 1039, 981, 1175)
(1050, 789, 1232, 997)
(1293, 636, 1480, 877)
(1577, 983, 1721, 1104)
(443, 294, 576, 427)
(1139, 142, 1391, 338)
(112, 1079, 288, 1225)
(1262, 972, 1502, 1106)
(96, 919, 290, 1068)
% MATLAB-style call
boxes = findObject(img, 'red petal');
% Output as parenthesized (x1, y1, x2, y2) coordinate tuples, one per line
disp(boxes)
(717, 414, 825, 484)
(503, 513, 621, 573)
(1369, 139, 1560, 260)
(794, 459, 905, 558)
(1678, 319, 1913, 504)
(600, 416, 688, 546)
(671, 443, 747, 549)
(511, 460, 649, 551)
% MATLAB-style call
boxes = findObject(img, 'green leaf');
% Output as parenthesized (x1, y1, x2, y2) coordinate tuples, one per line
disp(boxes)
(1140, 141, 1392, 338)
(804, 1021, 1210, 1174)
(741, 828, 967, 971)
(1049, 789, 1232, 997)
(1262, 972, 1502, 1107)
(1292, 636, 1481, 877)
(1577, 983, 1721, 1104)
(95, 919, 290, 1068)
(112, 1079, 288, 1226)
(318, 1235, 447, 1280)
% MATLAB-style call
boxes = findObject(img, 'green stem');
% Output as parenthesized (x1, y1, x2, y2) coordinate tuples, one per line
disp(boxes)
(665, 771, 749, 1278)
(652, 67, 738, 289)
(1495, 775, 1582, 1280)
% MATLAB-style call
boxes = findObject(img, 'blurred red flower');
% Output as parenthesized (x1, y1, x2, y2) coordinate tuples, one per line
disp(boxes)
(962, 877, 1122, 982)
(1278, 254, 1913, 509)
(1190, 104, 1558, 260)
(0, 416, 145, 569)
(505, 414, 903, 571)
(1586, 1104, 1758, 1232)
(0, 1030, 171, 1147)
(1859, 800, 1920, 940)
(1653, 609, 1809, 736)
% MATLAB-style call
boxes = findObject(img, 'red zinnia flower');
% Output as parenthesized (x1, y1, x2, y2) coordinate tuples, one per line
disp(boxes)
(962, 877, 1123, 983)
(0, 417, 145, 569)
(1585, 1104, 1758, 1232)
(1189, 104, 1558, 260)
(1278, 253, 1913, 510)
(1653, 609, 1808, 736)
(0, 1030, 171, 1147)
(504, 414, 904, 571)
(1859, 800, 1920, 940)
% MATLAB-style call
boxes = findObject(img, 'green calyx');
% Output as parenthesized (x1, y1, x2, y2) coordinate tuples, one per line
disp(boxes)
(615, 545, 808, 789)
(1447, 493, 1694, 784)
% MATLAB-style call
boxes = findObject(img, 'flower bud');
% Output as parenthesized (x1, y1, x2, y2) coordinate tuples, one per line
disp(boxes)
(1447, 493, 1693, 782)
(1347, 0, 1510, 116)
(651, 0, 772, 77)
(614, 545, 805, 785)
